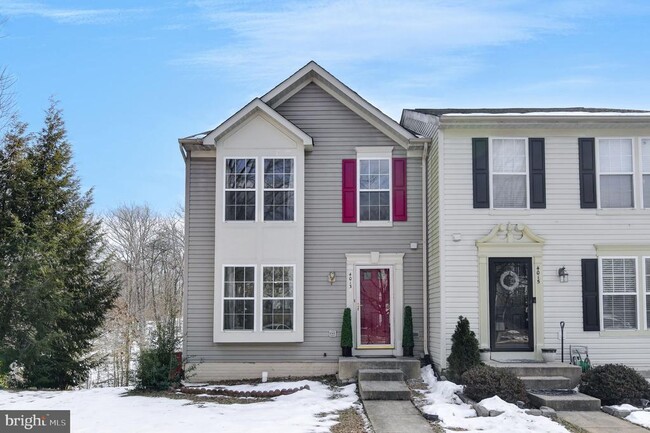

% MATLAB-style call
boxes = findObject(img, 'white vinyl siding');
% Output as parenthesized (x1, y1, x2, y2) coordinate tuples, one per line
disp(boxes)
(645, 257, 650, 329)
(598, 138, 634, 208)
(262, 266, 295, 330)
(642, 139, 650, 208)
(490, 138, 528, 208)
(600, 257, 638, 330)
(263, 158, 295, 221)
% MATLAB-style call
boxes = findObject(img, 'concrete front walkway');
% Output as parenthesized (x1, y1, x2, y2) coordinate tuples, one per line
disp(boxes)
(558, 411, 650, 433)
(364, 400, 433, 433)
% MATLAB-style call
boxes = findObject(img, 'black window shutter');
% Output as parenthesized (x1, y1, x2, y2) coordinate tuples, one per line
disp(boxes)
(579, 138, 597, 209)
(472, 138, 490, 208)
(529, 138, 546, 209)
(581, 258, 600, 331)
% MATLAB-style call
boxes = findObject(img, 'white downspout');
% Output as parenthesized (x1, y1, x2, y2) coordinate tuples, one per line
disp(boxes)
(421, 141, 429, 357)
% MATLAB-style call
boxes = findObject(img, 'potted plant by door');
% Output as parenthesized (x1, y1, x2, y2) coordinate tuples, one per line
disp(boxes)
(341, 308, 353, 357)
(479, 347, 491, 362)
(402, 306, 414, 357)
(541, 348, 557, 363)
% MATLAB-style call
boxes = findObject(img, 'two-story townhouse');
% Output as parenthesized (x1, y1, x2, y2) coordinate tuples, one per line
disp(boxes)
(179, 62, 428, 381)
(402, 108, 650, 374)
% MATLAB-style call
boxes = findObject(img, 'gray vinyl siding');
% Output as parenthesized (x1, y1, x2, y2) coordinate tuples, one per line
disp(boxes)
(440, 126, 650, 370)
(426, 130, 442, 368)
(185, 157, 216, 357)
(185, 83, 424, 362)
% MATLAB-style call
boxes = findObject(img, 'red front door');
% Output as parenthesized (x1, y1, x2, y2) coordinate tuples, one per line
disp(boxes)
(359, 268, 391, 345)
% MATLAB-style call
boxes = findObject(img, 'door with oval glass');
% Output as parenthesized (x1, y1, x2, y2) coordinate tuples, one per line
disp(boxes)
(489, 258, 534, 351)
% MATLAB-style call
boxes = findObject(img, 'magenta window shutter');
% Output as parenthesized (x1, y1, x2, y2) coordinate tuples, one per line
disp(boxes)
(392, 158, 407, 221)
(342, 159, 357, 223)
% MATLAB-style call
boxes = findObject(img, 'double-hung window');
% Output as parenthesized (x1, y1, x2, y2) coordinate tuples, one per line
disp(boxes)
(263, 158, 294, 221)
(598, 139, 634, 208)
(491, 138, 528, 208)
(262, 266, 294, 330)
(642, 139, 650, 208)
(645, 257, 650, 329)
(600, 257, 638, 330)
(223, 266, 255, 330)
(225, 158, 256, 221)
(359, 158, 390, 221)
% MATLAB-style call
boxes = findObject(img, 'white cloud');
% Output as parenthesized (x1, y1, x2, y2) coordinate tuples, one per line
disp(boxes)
(0, 1, 146, 24)
(177, 0, 576, 82)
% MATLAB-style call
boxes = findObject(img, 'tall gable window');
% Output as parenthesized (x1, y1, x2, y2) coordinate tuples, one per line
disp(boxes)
(598, 138, 634, 208)
(642, 139, 650, 208)
(223, 266, 255, 330)
(491, 138, 528, 208)
(225, 158, 256, 221)
(359, 159, 390, 221)
(263, 158, 294, 221)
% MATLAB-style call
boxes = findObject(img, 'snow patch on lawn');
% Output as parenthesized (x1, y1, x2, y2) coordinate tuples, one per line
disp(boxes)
(419, 366, 570, 433)
(626, 411, 650, 428)
(0, 380, 358, 433)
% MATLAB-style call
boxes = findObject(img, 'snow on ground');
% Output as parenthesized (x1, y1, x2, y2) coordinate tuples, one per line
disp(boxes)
(0, 380, 358, 433)
(626, 411, 650, 428)
(419, 366, 570, 433)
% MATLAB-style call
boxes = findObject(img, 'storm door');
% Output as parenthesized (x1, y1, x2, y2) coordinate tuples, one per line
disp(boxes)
(489, 258, 534, 351)
(358, 268, 391, 346)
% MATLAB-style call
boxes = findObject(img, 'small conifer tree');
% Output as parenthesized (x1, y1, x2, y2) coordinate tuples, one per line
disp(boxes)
(402, 306, 414, 356)
(340, 308, 353, 356)
(446, 316, 481, 382)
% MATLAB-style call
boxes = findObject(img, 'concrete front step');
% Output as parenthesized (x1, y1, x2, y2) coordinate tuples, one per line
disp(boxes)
(485, 360, 582, 388)
(338, 357, 420, 382)
(359, 380, 411, 400)
(528, 391, 601, 411)
(521, 376, 572, 390)
(358, 369, 404, 382)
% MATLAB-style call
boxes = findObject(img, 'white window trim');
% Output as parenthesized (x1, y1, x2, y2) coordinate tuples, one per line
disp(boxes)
(641, 138, 650, 209)
(355, 146, 394, 227)
(262, 157, 296, 222)
(261, 264, 296, 333)
(595, 137, 636, 209)
(222, 264, 257, 332)
(598, 256, 639, 331)
(216, 263, 303, 343)
(223, 157, 258, 222)
(489, 137, 530, 210)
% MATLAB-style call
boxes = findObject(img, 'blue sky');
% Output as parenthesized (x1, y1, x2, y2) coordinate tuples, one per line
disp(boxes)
(2, 0, 650, 214)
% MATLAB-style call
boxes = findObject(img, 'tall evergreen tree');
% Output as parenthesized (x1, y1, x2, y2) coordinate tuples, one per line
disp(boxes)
(0, 102, 117, 389)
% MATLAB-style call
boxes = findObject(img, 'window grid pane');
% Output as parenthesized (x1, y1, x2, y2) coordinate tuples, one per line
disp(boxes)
(225, 159, 256, 221)
(601, 258, 638, 331)
(492, 139, 527, 173)
(262, 266, 294, 330)
(359, 158, 390, 221)
(603, 294, 637, 330)
(263, 158, 294, 221)
(643, 139, 650, 208)
(598, 139, 634, 209)
(646, 258, 650, 329)
(223, 266, 255, 330)
(601, 258, 636, 293)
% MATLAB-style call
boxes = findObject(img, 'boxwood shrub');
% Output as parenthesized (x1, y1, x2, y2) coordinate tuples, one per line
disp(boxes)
(579, 364, 650, 405)
(462, 364, 528, 405)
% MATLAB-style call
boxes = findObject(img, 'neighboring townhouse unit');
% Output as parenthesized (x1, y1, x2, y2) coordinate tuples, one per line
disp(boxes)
(179, 62, 428, 380)
(401, 108, 650, 373)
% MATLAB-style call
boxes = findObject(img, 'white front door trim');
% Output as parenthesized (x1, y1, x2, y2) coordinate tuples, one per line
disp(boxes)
(345, 252, 405, 357)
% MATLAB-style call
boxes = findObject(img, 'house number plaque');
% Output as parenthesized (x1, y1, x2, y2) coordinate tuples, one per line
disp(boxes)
(536, 266, 540, 284)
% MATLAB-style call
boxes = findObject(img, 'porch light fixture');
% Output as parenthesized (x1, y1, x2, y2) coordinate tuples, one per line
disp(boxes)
(558, 267, 569, 283)
(328, 271, 336, 285)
